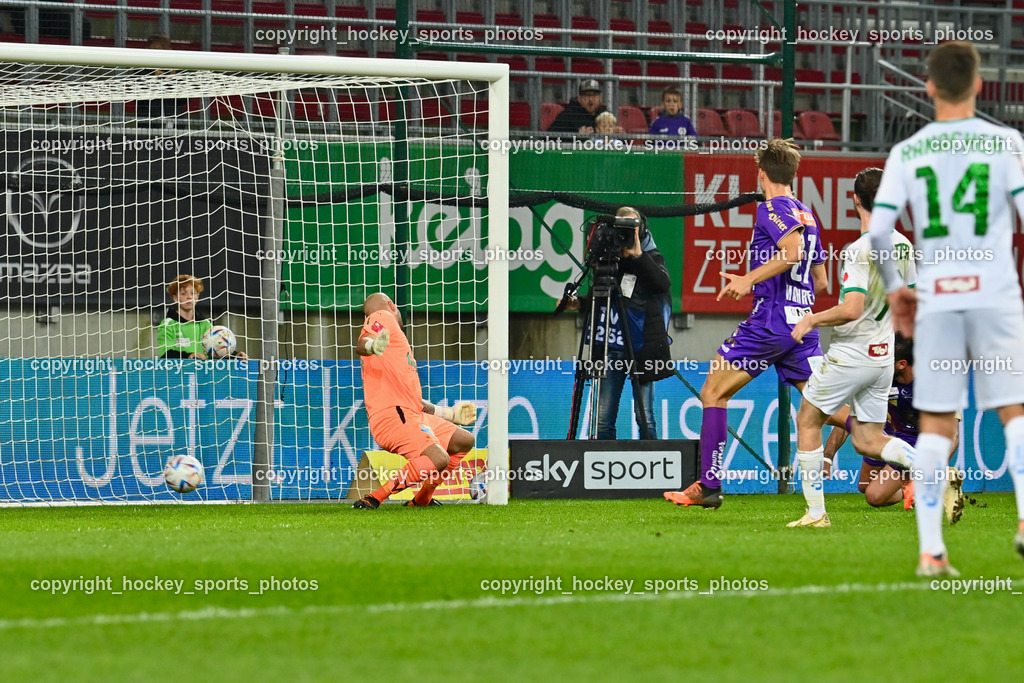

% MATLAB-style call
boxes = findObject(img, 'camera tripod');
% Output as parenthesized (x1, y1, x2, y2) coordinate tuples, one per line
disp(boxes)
(564, 258, 654, 440)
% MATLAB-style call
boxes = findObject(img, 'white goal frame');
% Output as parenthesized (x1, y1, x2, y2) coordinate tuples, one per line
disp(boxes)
(0, 42, 510, 506)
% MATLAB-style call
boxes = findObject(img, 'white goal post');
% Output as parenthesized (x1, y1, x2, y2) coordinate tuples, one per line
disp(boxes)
(0, 42, 509, 506)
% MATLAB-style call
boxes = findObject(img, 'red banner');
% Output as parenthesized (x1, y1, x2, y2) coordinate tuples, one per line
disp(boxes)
(681, 153, 889, 313)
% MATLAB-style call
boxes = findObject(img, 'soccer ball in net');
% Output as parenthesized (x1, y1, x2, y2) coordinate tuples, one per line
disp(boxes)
(470, 471, 488, 503)
(164, 455, 205, 493)
(201, 325, 236, 359)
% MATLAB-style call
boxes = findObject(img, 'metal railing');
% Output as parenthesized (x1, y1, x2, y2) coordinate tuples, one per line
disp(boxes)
(2, 0, 1023, 149)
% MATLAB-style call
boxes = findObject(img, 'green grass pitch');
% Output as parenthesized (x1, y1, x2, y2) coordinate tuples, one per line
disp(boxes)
(2, 493, 1022, 681)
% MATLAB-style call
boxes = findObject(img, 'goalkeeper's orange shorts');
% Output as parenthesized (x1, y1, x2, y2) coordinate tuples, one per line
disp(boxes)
(369, 407, 456, 459)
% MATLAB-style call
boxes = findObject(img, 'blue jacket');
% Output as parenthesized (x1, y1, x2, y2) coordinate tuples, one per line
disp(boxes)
(648, 112, 697, 136)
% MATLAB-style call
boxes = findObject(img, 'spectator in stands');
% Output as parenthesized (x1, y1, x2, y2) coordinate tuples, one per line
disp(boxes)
(595, 111, 618, 136)
(157, 274, 248, 360)
(546, 79, 610, 135)
(594, 111, 626, 150)
(136, 33, 187, 119)
(649, 86, 697, 136)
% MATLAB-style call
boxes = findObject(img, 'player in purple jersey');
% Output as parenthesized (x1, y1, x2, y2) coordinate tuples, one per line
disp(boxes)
(666, 139, 839, 508)
(822, 335, 964, 521)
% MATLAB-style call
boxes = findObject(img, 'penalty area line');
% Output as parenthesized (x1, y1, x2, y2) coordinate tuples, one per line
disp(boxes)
(0, 580, 984, 631)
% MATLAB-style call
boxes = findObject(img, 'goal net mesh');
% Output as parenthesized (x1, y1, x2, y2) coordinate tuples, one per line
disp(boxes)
(0, 53, 494, 505)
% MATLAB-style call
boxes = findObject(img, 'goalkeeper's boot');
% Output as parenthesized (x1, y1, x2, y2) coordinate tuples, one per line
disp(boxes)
(352, 494, 381, 510)
(1015, 522, 1024, 560)
(404, 499, 443, 507)
(664, 481, 722, 509)
(902, 480, 915, 511)
(916, 553, 959, 578)
(786, 510, 831, 528)
(944, 467, 965, 525)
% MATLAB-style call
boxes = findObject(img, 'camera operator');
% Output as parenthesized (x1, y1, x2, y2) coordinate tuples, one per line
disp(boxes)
(564, 207, 673, 439)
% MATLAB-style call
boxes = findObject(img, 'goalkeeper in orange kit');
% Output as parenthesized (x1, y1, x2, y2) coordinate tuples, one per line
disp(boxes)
(352, 292, 477, 508)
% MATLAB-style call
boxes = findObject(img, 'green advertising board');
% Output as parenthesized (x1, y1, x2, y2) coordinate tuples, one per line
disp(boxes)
(281, 141, 684, 313)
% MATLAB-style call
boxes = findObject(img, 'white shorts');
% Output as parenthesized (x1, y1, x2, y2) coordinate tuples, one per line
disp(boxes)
(801, 355, 893, 424)
(914, 308, 1024, 412)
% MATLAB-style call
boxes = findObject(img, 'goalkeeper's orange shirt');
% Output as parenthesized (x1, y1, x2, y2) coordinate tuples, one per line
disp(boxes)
(359, 310, 422, 419)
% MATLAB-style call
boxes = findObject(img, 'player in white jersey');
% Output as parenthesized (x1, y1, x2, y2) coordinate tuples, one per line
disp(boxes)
(787, 167, 919, 528)
(868, 41, 1024, 577)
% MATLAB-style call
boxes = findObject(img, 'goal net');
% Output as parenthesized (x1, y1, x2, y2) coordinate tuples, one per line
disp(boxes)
(0, 43, 509, 506)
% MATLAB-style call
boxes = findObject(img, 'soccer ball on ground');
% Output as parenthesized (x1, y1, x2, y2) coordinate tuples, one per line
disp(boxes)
(470, 471, 487, 503)
(164, 455, 204, 493)
(202, 325, 236, 359)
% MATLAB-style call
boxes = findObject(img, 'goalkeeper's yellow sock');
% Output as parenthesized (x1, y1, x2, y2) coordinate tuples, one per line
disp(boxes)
(413, 453, 465, 506)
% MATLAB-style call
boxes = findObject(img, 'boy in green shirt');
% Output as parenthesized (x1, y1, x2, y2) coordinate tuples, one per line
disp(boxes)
(157, 274, 247, 360)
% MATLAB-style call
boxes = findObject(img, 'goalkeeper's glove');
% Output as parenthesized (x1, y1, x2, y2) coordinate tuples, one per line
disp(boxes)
(437, 400, 477, 425)
(364, 329, 390, 356)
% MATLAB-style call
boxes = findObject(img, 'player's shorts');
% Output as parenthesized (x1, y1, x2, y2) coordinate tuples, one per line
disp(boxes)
(861, 455, 888, 469)
(368, 407, 456, 459)
(802, 355, 893, 424)
(915, 308, 1024, 412)
(719, 319, 823, 386)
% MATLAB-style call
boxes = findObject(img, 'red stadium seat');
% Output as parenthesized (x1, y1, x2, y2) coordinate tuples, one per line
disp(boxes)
(416, 9, 446, 24)
(535, 56, 566, 83)
(685, 22, 710, 49)
(295, 91, 328, 121)
(723, 109, 764, 137)
(533, 13, 562, 43)
(696, 108, 728, 137)
(689, 64, 716, 81)
(497, 55, 528, 82)
(796, 111, 841, 142)
(796, 69, 826, 93)
(613, 60, 642, 88)
(722, 65, 753, 91)
(336, 2, 370, 39)
(251, 1, 286, 29)
(773, 111, 804, 138)
(571, 58, 604, 75)
(420, 97, 453, 127)
(617, 105, 649, 133)
(126, 0, 162, 25)
(295, 2, 323, 14)
(647, 62, 679, 88)
(251, 93, 276, 117)
(610, 18, 635, 45)
(829, 70, 863, 85)
(570, 15, 599, 44)
(647, 19, 673, 46)
(496, 13, 523, 26)
(456, 11, 486, 39)
(211, 0, 244, 27)
(541, 102, 564, 130)
(459, 99, 487, 128)
(337, 94, 371, 122)
(210, 95, 244, 118)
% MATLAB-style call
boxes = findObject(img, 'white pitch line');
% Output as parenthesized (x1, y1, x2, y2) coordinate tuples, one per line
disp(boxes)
(0, 580, 998, 632)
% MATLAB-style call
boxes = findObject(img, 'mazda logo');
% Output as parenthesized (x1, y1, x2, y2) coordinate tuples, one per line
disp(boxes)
(5, 155, 84, 249)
